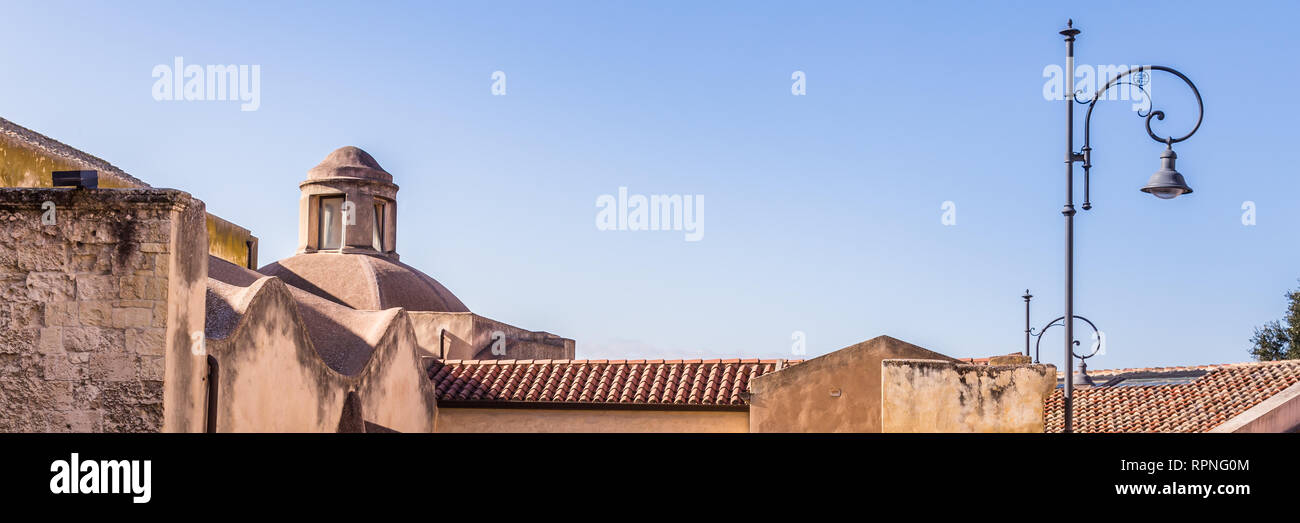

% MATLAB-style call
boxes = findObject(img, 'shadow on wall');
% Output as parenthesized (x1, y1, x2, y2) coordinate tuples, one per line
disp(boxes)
(204, 257, 440, 432)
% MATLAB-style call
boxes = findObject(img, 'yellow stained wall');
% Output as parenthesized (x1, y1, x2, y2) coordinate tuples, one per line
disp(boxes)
(0, 136, 139, 188)
(2, 130, 257, 268)
(207, 214, 257, 269)
(435, 407, 749, 433)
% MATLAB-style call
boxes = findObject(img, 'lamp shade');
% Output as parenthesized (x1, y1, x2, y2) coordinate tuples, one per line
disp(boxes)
(1140, 146, 1193, 199)
(1072, 360, 1096, 387)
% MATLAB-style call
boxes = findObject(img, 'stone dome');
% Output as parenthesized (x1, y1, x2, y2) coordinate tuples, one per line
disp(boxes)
(305, 146, 393, 183)
(259, 252, 469, 312)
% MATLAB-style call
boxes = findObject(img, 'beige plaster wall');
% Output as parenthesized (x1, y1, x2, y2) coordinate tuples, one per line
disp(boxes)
(206, 276, 438, 432)
(747, 335, 961, 433)
(408, 311, 474, 357)
(205, 278, 345, 432)
(881, 359, 1057, 433)
(162, 193, 209, 432)
(435, 407, 748, 433)
(0, 188, 208, 432)
(466, 314, 574, 360)
(353, 311, 440, 432)
(408, 311, 574, 360)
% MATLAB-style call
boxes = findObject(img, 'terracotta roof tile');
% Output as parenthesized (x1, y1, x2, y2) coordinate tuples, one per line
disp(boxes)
(429, 358, 800, 407)
(1045, 360, 1300, 433)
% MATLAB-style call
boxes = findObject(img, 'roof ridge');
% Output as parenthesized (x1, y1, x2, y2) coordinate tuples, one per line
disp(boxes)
(1064, 359, 1300, 377)
(437, 358, 798, 365)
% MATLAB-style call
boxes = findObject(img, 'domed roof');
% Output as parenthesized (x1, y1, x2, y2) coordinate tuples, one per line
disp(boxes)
(259, 253, 469, 312)
(305, 146, 393, 183)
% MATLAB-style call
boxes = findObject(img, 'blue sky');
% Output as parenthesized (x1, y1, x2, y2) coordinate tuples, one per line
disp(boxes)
(3, 1, 1298, 369)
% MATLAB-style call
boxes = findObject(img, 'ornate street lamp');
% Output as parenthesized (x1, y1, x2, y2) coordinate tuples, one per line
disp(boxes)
(1057, 20, 1204, 432)
(1030, 310, 1101, 386)
(1022, 290, 1099, 386)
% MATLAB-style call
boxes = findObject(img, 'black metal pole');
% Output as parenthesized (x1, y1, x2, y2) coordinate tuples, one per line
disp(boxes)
(1023, 290, 1032, 357)
(1060, 21, 1081, 433)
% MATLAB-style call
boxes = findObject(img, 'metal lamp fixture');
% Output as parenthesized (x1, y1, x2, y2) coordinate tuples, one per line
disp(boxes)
(1024, 290, 1101, 389)
(1056, 19, 1204, 432)
(1073, 360, 1096, 387)
(1140, 146, 1194, 199)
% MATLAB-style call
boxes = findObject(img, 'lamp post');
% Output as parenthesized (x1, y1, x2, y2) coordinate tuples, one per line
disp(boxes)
(1023, 289, 1033, 357)
(1057, 20, 1204, 432)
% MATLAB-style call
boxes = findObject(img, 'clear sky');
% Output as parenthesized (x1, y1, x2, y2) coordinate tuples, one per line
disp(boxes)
(3, 1, 1298, 370)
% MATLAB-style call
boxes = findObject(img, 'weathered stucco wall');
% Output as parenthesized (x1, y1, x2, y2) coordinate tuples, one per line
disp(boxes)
(747, 335, 960, 433)
(205, 276, 439, 432)
(408, 311, 474, 357)
(0, 188, 208, 432)
(881, 359, 1057, 433)
(409, 311, 574, 360)
(2, 118, 257, 269)
(161, 193, 209, 432)
(435, 407, 748, 433)
(466, 314, 574, 360)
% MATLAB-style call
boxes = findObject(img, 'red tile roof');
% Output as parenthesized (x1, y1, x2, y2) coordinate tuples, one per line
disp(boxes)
(1045, 360, 1300, 433)
(428, 358, 798, 408)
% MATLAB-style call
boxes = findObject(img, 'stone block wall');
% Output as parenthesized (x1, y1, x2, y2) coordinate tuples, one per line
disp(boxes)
(0, 188, 208, 432)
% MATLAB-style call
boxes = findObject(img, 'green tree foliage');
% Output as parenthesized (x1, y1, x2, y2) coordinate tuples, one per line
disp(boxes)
(1250, 281, 1300, 361)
